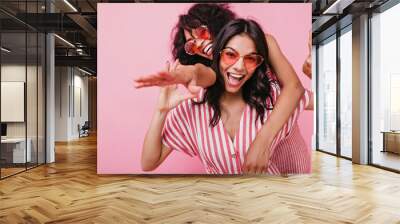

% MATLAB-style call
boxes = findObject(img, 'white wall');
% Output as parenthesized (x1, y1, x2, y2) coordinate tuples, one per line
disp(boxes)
(55, 66, 70, 141)
(55, 67, 89, 141)
(72, 73, 89, 138)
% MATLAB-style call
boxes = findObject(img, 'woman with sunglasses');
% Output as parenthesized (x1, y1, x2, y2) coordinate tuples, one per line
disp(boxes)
(135, 4, 311, 174)
(140, 19, 311, 174)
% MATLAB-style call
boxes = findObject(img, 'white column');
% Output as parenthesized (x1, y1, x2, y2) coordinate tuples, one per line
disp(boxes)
(352, 14, 369, 164)
(312, 45, 317, 150)
(46, 1, 55, 163)
(46, 33, 55, 163)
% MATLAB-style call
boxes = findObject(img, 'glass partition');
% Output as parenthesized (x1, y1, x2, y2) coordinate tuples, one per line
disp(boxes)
(0, 1, 46, 179)
(339, 27, 352, 158)
(1, 30, 28, 177)
(27, 30, 38, 169)
(38, 32, 45, 165)
(317, 35, 337, 154)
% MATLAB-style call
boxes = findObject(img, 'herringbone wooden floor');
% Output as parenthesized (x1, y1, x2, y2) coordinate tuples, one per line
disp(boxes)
(1, 134, 400, 224)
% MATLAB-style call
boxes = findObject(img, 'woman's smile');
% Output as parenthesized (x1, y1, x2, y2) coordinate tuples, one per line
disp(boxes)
(226, 72, 246, 87)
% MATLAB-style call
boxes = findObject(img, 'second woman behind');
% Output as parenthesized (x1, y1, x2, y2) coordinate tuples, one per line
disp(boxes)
(141, 19, 311, 174)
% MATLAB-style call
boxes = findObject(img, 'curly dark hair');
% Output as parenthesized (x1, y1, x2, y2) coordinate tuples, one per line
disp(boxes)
(172, 3, 236, 66)
(196, 19, 275, 127)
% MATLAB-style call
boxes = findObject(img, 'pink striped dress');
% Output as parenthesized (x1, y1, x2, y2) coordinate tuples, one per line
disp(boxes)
(162, 83, 311, 175)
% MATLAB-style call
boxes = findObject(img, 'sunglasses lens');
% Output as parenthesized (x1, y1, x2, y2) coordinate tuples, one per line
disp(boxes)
(221, 49, 264, 70)
(243, 55, 263, 70)
(220, 50, 239, 66)
(184, 40, 198, 55)
(195, 26, 210, 40)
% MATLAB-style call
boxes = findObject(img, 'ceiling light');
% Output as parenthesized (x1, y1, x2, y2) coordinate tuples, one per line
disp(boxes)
(323, 0, 355, 15)
(78, 67, 93, 76)
(63, 0, 78, 12)
(54, 34, 75, 48)
(1, 47, 11, 53)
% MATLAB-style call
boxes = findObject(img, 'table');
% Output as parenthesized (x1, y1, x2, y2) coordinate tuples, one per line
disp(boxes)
(381, 131, 400, 154)
(1, 138, 32, 163)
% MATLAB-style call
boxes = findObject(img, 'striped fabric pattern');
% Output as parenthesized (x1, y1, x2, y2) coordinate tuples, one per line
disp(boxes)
(162, 84, 311, 175)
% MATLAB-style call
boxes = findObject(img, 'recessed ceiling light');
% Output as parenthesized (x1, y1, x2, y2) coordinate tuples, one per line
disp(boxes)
(322, 0, 354, 15)
(1, 47, 11, 53)
(54, 34, 75, 48)
(78, 67, 93, 76)
(63, 0, 78, 12)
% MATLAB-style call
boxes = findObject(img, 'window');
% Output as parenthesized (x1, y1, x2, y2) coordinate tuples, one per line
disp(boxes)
(339, 27, 352, 158)
(317, 35, 337, 154)
(370, 2, 400, 171)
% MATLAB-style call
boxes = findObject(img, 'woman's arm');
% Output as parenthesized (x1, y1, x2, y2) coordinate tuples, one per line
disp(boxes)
(134, 62, 216, 90)
(261, 34, 305, 142)
(302, 31, 312, 79)
(303, 34, 314, 110)
(192, 63, 216, 88)
(140, 61, 198, 171)
(141, 109, 173, 171)
(141, 86, 201, 171)
(243, 34, 305, 174)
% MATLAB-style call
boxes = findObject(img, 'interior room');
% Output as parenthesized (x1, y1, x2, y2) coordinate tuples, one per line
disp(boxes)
(0, 0, 399, 223)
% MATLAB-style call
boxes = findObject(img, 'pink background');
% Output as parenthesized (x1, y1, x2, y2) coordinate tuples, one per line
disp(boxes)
(97, 3, 312, 174)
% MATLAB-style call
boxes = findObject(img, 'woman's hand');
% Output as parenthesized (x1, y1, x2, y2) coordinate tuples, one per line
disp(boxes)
(157, 84, 198, 112)
(302, 32, 312, 78)
(134, 59, 193, 87)
(156, 61, 199, 112)
(134, 58, 217, 91)
(242, 136, 273, 174)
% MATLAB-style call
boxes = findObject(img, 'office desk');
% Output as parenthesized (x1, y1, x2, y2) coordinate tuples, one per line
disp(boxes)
(381, 131, 400, 154)
(1, 138, 32, 163)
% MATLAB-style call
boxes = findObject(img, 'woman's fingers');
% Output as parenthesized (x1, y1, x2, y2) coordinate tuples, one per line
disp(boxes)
(158, 71, 175, 81)
(134, 80, 161, 88)
(175, 59, 182, 69)
(187, 85, 202, 95)
(171, 59, 180, 72)
(134, 60, 194, 89)
(263, 166, 268, 174)
(248, 166, 256, 175)
(181, 92, 198, 102)
(135, 73, 162, 83)
(134, 71, 175, 88)
(168, 59, 177, 72)
(243, 162, 254, 174)
(135, 81, 163, 88)
(242, 162, 269, 175)
(256, 166, 265, 175)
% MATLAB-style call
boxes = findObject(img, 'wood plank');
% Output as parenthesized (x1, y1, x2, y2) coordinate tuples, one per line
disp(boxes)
(0, 134, 399, 223)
